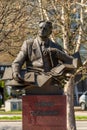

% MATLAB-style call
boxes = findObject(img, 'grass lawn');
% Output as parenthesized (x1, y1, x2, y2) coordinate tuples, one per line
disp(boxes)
(0, 115, 87, 121)
(0, 116, 87, 121)
(0, 116, 22, 121)
(75, 116, 87, 120)
(0, 110, 87, 121)
(0, 110, 22, 120)
(0, 110, 22, 114)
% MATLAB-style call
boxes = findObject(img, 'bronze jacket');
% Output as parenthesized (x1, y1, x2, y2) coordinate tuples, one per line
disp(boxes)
(12, 36, 73, 74)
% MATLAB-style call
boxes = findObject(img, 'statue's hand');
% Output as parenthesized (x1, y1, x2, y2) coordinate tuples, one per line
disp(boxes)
(12, 72, 24, 82)
(49, 48, 57, 52)
(47, 48, 57, 53)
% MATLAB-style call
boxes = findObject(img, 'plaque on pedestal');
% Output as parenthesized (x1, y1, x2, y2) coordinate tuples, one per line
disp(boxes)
(22, 95, 67, 130)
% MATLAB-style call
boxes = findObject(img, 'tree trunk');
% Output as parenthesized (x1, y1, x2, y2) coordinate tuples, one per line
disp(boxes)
(64, 76, 76, 130)
(61, 5, 69, 53)
(38, 0, 44, 20)
(75, 0, 83, 52)
(61, 2, 76, 130)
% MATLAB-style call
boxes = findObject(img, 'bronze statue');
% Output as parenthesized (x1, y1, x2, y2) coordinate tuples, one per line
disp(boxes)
(11, 21, 76, 95)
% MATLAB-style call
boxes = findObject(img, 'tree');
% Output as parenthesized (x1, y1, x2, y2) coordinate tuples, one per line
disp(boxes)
(0, 0, 40, 57)
(0, 0, 87, 129)
(60, 1, 87, 130)
(36, 1, 87, 130)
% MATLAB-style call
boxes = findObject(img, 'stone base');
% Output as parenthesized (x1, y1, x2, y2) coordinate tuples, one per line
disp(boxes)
(22, 95, 67, 130)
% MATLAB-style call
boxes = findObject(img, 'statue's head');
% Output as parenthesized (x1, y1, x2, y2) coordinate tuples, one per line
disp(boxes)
(38, 20, 52, 38)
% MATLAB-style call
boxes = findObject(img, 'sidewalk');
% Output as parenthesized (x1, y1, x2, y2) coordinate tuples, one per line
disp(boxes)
(74, 106, 81, 111)
(74, 106, 87, 117)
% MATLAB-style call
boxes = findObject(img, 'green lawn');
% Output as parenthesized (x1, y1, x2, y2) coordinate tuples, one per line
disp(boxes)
(75, 116, 87, 120)
(0, 116, 22, 121)
(0, 110, 87, 121)
(0, 115, 87, 121)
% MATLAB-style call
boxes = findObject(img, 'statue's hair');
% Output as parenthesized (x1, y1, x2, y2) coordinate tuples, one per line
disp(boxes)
(39, 20, 52, 29)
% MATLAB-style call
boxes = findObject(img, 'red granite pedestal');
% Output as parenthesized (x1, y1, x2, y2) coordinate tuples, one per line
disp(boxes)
(22, 95, 67, 130)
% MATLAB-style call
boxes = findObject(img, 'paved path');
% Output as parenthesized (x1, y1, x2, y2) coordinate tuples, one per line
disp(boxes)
(75, 111, 87, 116)
(76, 121, 87, 130)
(0, 108, 87, 130)
(0, 114, 22, 117)
(0, 121, 87, 130)
(0, 122, 22, 130)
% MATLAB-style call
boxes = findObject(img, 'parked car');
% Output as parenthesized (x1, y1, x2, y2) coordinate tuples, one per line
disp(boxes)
(79, 91, 87, 110)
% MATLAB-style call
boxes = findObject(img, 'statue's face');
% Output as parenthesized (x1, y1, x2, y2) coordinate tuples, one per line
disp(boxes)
(38, 21, 52, 38)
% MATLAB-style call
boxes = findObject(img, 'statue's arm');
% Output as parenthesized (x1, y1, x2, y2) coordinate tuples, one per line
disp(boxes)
(12, 41, 28, 76)
(48, 41, 73, 64)
(56, 49, 73, 64)
(48, 47, 73, 64)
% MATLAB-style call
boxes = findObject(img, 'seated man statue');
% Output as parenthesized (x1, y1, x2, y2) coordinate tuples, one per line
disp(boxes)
(12, 21, 75, 95)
